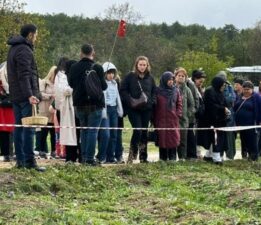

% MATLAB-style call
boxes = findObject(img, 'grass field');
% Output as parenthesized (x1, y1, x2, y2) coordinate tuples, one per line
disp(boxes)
(0, 159, 260, 225)
(0, 119, 260, 224)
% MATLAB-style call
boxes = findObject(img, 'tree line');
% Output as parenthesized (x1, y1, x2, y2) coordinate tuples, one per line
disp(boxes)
(1, 0, 261, 84)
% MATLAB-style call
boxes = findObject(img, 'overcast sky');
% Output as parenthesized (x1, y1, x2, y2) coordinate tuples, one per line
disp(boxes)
(24, 0, 261, 29)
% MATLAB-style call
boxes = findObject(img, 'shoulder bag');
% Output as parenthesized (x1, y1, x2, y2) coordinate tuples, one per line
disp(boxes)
(129, 81, 148, 109)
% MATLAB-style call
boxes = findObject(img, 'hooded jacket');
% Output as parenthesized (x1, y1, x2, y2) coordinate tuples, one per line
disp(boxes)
(204, 76, 227, 127)
(6, 35, 41, 103)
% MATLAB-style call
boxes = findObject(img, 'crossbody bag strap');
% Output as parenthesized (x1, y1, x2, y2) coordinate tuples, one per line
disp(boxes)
(137, 80, 144, 92)
(235, 97, 249, 114)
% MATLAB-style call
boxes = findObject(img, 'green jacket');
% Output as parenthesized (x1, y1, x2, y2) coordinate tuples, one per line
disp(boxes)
(178, 83, 195, 128)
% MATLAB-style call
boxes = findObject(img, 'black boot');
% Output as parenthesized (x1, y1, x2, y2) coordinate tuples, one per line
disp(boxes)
(127, 147, 134, 164)
(3, 155, 11, 162)
(127, 145, 138, 164)
(25, 158, 46, 172)
(139, 143, 149, 163)
(15, 160, 25, 168)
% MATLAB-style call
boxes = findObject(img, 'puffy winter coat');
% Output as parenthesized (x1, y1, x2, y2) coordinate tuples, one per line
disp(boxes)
(6, 35, 41, 103)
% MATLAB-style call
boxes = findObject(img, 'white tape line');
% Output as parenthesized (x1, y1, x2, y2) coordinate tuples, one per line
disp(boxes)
(0, 123, 261, 131)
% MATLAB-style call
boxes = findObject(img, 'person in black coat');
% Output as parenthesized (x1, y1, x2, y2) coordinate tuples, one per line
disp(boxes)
(120, 56, 156, 163)
(201, 76, 230, 164)
(6, 24, 45, 171)
(68, 44, 107, 166)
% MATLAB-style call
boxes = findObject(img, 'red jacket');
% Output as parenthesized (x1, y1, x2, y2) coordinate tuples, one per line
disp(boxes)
(0, 107, 15, 132)
(154, 91, 182, 148)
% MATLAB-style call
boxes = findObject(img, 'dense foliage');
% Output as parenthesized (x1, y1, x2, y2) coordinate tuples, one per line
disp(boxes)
(1, 0, 261, 84)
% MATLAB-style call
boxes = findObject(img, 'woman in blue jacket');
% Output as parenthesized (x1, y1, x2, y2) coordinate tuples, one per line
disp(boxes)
(234, 81, 261, 161)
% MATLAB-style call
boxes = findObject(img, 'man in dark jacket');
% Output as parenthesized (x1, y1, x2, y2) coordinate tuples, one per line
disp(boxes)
(7, 24, 45, 171)
(68, 44, 107, 166)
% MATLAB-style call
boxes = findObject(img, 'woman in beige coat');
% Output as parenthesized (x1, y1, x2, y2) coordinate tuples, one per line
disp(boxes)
(38, 66, 56, 158)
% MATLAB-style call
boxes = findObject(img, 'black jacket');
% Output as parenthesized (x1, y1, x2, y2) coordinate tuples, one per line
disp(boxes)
(120, 72, 156, 111)
(6, 35, 41, 103)
(204, 77, 227, 127)
(68, 57, 107, 108)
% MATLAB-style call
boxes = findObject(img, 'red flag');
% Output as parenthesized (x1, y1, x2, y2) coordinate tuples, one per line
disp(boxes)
(117, 19, 126, 37)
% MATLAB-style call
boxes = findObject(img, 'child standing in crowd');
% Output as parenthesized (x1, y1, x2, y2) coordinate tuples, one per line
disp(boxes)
(154, 72, 182, 161)
(0, 62, 14, 162)
(38, 66, 56, 158)
(97, 62, 123, 163)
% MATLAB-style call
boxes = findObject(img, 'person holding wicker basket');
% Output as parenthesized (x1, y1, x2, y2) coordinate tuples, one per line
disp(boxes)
(6, 24, 45, 171)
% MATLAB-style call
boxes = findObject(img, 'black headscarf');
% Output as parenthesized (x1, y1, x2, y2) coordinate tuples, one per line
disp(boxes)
(211, 76, 226, 92)
(158, 71, 176, 110)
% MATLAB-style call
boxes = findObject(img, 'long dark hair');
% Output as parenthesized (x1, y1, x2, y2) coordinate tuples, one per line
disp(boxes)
(55, 57, 69, 75)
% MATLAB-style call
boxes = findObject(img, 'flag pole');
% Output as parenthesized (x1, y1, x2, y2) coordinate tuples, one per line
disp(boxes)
(108, 20, 122, 63)
(108, 29, 119, 63)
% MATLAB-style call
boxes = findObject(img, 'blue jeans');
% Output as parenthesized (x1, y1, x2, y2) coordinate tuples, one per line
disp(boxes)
(98, 106, 118, 161)
(115, 129, 123, 160)
(13, 101, 35, 163)
(76, 108, 102, 162)
(97, 118, 109, 161)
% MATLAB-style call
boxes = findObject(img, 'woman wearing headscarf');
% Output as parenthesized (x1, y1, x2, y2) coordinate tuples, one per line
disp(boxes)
(154, 72, 182, 161)
(203, 76, 230, 164)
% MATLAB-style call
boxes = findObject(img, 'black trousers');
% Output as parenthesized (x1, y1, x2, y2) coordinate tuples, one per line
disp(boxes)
(186, 123, 197, 159)
(128, 109, 151, 160)
(240, 129, 258, 161)
(159, 148, 177, 161)
(0, 131, 10, 156)
(40, 123, 55, 153)
(209, 130, 225, 153)
(65, 117, 81, 162)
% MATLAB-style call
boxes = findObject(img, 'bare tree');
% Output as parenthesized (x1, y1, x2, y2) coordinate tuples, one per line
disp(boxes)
(0, 0, 25, 13)
(102, 2, 143, 24)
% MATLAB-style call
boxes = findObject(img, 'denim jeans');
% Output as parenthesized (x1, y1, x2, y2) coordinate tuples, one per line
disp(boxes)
(13, 101, 35, 163)
(115, 129, 124, 160)
(76, 108, 102, 162)
(97, 118, 109, 161)
(98, 106, 118, 161)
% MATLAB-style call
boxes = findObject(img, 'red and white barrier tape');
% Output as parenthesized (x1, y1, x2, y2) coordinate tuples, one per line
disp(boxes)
(0, 123, 261, 131)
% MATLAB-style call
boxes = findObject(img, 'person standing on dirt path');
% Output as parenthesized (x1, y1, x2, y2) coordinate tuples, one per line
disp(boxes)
(7, 24, 45, 171)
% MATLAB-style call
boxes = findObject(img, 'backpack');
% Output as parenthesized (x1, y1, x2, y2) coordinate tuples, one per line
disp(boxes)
(84, 68, 103, 101)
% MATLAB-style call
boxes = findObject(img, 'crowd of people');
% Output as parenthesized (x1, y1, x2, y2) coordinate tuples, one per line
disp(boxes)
(0, 24, 260, 171)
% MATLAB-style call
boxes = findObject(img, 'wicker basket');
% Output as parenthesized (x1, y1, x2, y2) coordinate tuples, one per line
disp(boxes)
(22, 105, 48, 126)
